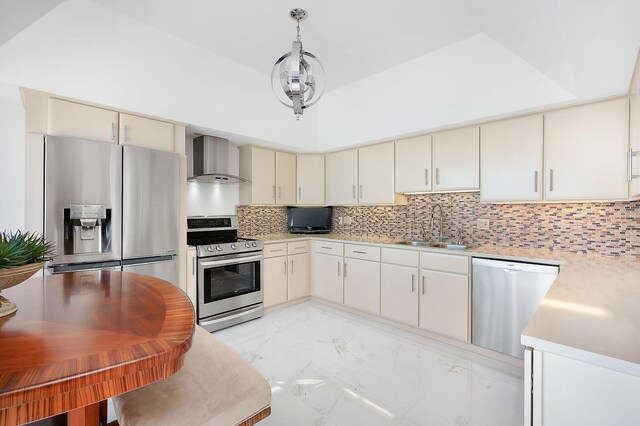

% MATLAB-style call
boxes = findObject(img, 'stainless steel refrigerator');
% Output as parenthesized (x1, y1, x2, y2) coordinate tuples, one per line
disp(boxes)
(44, 136, 179, 285)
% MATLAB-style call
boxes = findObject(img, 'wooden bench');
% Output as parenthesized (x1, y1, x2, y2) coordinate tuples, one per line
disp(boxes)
(112, 326, 271, 426)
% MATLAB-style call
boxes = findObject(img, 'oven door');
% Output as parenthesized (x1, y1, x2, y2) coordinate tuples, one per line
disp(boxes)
(197, 252, 263, 319)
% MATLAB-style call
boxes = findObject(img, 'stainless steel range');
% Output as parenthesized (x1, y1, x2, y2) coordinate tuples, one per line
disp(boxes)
(187, 216, 263, 332)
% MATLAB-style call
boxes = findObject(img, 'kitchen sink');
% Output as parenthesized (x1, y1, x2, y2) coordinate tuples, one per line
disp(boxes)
(397, 241, 473, 250)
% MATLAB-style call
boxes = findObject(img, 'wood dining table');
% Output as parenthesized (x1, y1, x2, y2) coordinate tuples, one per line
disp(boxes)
(0, 270, 195, 426)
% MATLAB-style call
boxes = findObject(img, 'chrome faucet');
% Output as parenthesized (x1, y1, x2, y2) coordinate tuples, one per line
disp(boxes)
(429, 203, 443, 243)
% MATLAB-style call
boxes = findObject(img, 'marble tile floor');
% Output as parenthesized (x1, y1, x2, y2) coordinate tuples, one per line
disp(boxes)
(215, 301, 524, 426)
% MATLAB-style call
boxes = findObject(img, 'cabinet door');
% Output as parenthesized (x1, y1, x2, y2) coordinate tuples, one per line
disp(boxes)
(275, 151, 296, 205)
(186, 248, 197, 310)
(119, 113, 174, 152)
(544, 98, 629, 201)
(288, 253, 309, 301)
(419, 270, 469, 341)
(395, 135, 432, 193)
(48, 98, 118, 143)
(311, 252, 343, 304)
(631, 79, 640, 197)
(358, 142, 395, 204)
(380, 263, 419, 326)
(297, 154, 325, 205)
(344, 258, 380, 315)
(240, 146, 276, 205)
(326, 149, 358, 205)
(432, 126, 480, 191)
(264, 256, 288, 308)
(481, 115, 543, 202)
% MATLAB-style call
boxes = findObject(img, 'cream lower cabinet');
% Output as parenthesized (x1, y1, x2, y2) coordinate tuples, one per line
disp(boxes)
(544, 98, 629, 201)
(311, 242, 344, 304)
(380, 263, 419, 326)
(264, 241, 310, 308)
(343, 247, 381, 315)
(297, 154, 325, 205)
(287, 251, 310, 301)
(326, 149, 358, 205)
(419, 252, 469, 342)
(119, 113, 174, 152)
(395, 135, 432, 193)
(264, 255, 288, 308)
(432, 126, 480, 191)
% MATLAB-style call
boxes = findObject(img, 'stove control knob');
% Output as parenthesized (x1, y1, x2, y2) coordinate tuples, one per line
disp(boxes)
(245, 242, 251, 248)
(251, 241, 258, 247)
(216, 244, 223, 251)
(231, 243, 237, 250)
(206, 246, 214, 252)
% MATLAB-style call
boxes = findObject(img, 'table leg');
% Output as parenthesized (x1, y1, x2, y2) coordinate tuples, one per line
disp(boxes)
(67, 402, 100, 426)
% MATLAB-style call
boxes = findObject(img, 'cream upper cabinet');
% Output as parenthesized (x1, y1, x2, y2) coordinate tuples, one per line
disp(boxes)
(275, 151, 296, 205)
(264, 255, 288, 308)
(326, 149, 358, 205)
(119, 113, 174, 152)
(287, 252, 309, 301)
(311, 252, 343, 304)
(48, 98, 118, 144)
(343, 258, 381, 315)
(481, 115, 543, 202)
(380, 263, 419, 326)
(544, 98, 629, 201)
(239, 146, 276, 205)
(395, 135, 432, 193)
(432, 126, 480, 191)
(297, 154, 325, 205)
(358, 142, 395, 204)
(419, 270, 469, 341)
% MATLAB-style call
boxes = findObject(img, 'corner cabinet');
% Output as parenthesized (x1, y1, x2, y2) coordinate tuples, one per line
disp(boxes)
(296, 154, 325, 205)
(48, 98, 118, 144)
(239, 146, 296, 206)
(432, 126, 480, 191)
(480, 115, 544, 202)
(544, 98, 629, 201)
(325, 149, 359, 205)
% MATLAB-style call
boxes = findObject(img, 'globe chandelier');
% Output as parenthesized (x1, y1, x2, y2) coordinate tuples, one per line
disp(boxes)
(271, 8, 326, 120)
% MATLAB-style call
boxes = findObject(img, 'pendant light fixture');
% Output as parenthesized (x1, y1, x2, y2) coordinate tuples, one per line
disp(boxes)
(271, 8, 326, 120)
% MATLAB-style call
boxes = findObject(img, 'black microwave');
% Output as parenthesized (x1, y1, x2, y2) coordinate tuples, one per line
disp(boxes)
(287, 207, 332, 234)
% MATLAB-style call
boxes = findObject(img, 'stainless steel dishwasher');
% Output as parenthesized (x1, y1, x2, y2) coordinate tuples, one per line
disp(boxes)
(472, 258, 559, 358)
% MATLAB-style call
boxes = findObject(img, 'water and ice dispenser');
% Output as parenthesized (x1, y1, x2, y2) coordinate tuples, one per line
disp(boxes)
(63, 204, 112, 255)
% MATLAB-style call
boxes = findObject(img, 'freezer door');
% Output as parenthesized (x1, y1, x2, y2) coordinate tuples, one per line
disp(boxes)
(472, 258, 558, 358)
(45, 136, 122, 265)
(122, 256, 178, 286)
(122, 146, 179, 259)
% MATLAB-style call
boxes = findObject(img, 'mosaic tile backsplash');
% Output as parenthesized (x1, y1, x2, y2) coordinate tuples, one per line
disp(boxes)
(238, 192, 640, 258)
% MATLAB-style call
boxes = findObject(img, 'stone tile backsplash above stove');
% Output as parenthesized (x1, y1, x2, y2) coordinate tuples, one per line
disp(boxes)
(237, 192, 640, 258)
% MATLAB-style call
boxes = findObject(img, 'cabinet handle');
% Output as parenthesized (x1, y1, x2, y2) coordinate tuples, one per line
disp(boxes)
(298, 187, 301, 201)
(192, 256, 195, 275)
(338, 261, 341, 276)
(359, 185, 363, 200)
(124, 124, 129, 142)
(284, 260, 287, 276)
(290, 260, 294, 274)
(352, 250, 367, 254)
(272, 185, 276, 199)
(628, 150, 632, 182)
(549, 169, 554, 192)
(436, 168, 440, 185)
(111, 122, 116, 141)
(425, 169, 429, 186)
(321, 246, 333, 250)
(352, 185, 356, 199)
(278, 186, 282, 199)
(534, 170, 538, 193)
(411, 274, 416, 292)
(422, 276, 425, 294)
(270, 249, 283, 253)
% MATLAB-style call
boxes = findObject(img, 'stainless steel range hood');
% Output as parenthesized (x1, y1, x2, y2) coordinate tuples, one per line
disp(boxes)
(189, 135, 249, 184)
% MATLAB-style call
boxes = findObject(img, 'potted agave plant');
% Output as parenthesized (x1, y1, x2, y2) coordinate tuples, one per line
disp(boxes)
(0, 231, 54, 318)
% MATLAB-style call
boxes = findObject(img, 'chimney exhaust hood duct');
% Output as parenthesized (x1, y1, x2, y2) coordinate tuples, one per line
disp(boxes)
(189, 135, 249, 184)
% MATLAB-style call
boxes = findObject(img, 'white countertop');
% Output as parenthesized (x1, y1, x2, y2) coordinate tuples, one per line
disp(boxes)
(249, 233, 640, 376)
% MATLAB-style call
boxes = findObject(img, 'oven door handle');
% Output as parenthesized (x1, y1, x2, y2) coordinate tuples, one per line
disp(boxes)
(199, 254, 263, 268)
(199, 305, 263, 327)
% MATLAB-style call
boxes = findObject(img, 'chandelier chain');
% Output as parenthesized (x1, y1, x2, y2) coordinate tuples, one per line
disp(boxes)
(296, 19, 301, 41)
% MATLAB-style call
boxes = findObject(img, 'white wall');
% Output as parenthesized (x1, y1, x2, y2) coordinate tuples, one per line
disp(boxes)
(0, 0, 319, 152)
(185, 137, 239, 216)
(0, 83, 25, 231)
(318, 34, 576, 150)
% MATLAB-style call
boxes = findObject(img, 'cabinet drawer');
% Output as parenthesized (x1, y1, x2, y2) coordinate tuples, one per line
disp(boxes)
(287, 240, 309, 255)
(264, 243, 287, 258)
(345, 244, 381, 261)
(313, 240, 344, 256)
(381, 248, 419, 267)
(421, 252, 469, 274)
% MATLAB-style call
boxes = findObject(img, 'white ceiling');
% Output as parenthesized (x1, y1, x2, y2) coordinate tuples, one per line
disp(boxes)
(90, 0, 640, 96)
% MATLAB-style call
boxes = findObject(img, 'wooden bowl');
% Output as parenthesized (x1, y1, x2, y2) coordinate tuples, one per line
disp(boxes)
(0, 261, 46, 292)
